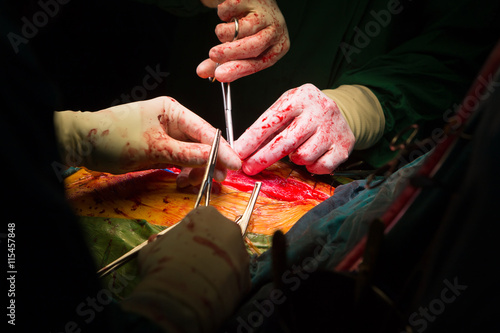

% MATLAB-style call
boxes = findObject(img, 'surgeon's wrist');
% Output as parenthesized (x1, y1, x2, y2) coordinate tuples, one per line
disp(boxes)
(53, 110, 88, 167)
(322, 85, 385, 150)
(53, 107, 146, 173)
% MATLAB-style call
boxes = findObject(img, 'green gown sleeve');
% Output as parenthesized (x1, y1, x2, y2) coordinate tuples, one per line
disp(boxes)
(333, 0, 500, 167)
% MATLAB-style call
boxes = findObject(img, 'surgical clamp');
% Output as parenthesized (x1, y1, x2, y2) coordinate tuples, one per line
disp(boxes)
(209, 18, 239, 148)
(97, 130, 222, 278)
(235, 181, 262, 236)
(194, 129, 221, 207)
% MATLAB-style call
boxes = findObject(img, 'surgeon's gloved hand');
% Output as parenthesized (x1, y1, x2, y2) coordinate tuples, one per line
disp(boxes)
(121, 206, 251, 333)
(234, 84, 356, 175)
(54, 97, 241, 185)
(197, 0, 290, 82)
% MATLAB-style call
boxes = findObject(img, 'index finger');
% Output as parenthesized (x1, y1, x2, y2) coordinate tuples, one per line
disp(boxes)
(181, 123, 241, 172)
(234, 87, 302, 158)
(211, 41, 287, 82)
(239, 117, 313, 175)
(210, 27, 277, 64)
(234, 103, 297, 160)
(165, 98, 242, 171)
(196, 58, 218, 79)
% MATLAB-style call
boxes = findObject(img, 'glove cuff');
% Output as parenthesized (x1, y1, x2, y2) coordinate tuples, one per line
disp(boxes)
(54, 107, 147, 173)
(322, 85, 385, 150)
(53, 110, 90, 168)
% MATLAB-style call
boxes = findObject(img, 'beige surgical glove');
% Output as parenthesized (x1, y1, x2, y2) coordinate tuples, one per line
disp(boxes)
(322, 85, 385, 150)
(121, 206, 251, 333)
(53, 97, 241, 184)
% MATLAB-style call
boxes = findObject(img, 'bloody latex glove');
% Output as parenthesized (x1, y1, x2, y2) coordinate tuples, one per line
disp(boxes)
(197, 0, 290, 82)
(54, 97, 241, 185)
(121, 206, 250, 333)
(234, 84, 356, 175)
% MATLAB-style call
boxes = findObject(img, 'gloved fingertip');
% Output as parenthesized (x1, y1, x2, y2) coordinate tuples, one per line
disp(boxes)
(214, 66, 238, 83)
(213, 168, 228, 182)
(242, 163, 260, 176)
(231, 160, 242, 171)
(306, 164, 333, 175)
(196, 59, 216, 79)
(195, 64, 204, 77)
(225, 156, 242, 170)
(209, 46, 224, 62)
(176, 175, 190, 188)
(232, 141, 247, 160)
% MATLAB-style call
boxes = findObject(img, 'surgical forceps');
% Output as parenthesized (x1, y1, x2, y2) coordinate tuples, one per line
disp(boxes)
(221, 81, 234, 148)
(97, 130, 261, 278)
(97, 130, 222, 278)
(96, 224, 174, 278)
(210, 18, 239, 148)
(195, 129, 261, 236)
(194, 129, 221, 207)
(235, 181, 262, 236)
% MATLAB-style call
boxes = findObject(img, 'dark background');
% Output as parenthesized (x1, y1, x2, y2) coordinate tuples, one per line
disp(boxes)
(22, 0, 231, 132)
